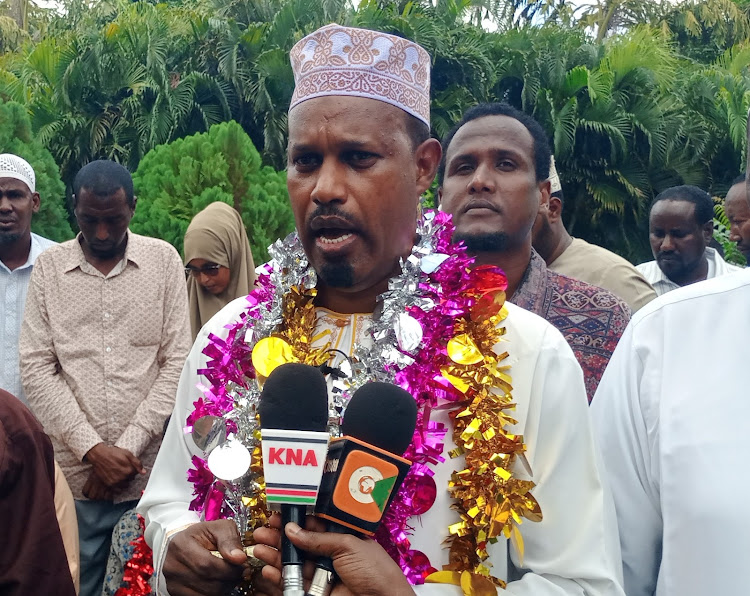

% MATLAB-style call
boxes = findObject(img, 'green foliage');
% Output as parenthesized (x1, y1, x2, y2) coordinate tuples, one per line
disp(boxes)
(0, 15, 28, 52)
(130, 120, 292, 262)
(0, 1, 232, 190)
(0, 99, 73, 241)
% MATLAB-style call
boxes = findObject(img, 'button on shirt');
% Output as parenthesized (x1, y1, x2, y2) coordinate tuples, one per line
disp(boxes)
(0, 233, 56, 405)
(20, 231, 191, 502)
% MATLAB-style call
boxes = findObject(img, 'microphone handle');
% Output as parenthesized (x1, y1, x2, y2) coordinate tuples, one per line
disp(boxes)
(306, 523, 349, 596)
(281, 504, 306, 596)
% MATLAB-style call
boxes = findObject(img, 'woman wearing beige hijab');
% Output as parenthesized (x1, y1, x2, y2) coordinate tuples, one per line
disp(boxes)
(184, 202, 256, 339)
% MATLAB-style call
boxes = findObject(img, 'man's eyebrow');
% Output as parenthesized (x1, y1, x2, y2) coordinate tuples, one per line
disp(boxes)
(289, 139, 375, 152)
(288, 142, 316, 153)
(339, 140, 372, 149)
(447, 152, 475, 164)
(447, 147, 523, 164)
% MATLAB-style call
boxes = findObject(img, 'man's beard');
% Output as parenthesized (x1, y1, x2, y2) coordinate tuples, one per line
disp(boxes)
(453, 231, 509, 253)
(318, 260, 355, 288)
(88, 245, 119, 259)
(0, 231, 22, 245)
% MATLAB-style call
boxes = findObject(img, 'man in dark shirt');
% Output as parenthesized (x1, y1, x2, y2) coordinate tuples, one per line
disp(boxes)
(0, 388, 76, 595)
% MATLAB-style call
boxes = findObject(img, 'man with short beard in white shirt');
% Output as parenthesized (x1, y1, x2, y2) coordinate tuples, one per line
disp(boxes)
(591, 112, 750, 596)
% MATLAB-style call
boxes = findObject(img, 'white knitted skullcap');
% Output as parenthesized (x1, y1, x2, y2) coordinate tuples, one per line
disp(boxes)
(548, 156, 561, 194)
(0, 154, 35, 193)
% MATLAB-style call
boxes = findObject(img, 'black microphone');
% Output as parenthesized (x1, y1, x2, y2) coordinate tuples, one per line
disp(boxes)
(307, 382, 418, 596)
(259, 363, 330, 596)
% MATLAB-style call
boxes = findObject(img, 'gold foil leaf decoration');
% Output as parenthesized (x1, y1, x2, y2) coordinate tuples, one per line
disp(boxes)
(441, 367, 470, 393)
(251, 336, 296, 377)
(426, 570, 503, 596)
(448, 334, 484, 365)
(460, 570, 499, 596)
(425, 571, 462, 585)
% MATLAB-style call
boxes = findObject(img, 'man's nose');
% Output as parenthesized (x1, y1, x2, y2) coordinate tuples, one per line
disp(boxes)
(312, 160, 346, 205)
(0, 196, 11, 212)
(95, 223, 109, 241)
(729, 225, 742, 243)
(468, 163, 495, 194)
(660, 235, 675, 251)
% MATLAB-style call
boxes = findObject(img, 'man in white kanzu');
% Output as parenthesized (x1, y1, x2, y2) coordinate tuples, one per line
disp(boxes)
(138, 24, 625, 596)
(636, 185, 741, 295)
(591, 119, 750, 596)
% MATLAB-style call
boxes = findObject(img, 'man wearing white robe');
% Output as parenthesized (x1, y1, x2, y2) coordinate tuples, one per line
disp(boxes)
(592, 111, 750, 596)
(592, 268, 750, 595)
(138, 24, 624, 596)
(140, 296, 624, 595)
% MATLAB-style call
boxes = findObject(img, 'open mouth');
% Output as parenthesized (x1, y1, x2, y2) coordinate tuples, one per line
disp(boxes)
(317, 231, 354, 245)
(310, 215, 360, 249)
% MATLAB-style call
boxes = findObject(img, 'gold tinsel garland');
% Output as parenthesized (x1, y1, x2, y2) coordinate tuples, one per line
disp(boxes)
(197, 218, 542, 595)
(426, 291, 542, 594)
(250, 283, 542, 594)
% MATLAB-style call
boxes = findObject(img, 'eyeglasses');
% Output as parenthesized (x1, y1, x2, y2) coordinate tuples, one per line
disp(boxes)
(185, 264, 222, 277)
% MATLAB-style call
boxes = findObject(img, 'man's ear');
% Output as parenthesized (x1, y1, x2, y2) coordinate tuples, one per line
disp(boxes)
(538, 179, 551, 209)
(415, 138, 442, 197)
(31, 192, 40, 214)
(547, 196, 563, 223)
(702, 219, 714, 244)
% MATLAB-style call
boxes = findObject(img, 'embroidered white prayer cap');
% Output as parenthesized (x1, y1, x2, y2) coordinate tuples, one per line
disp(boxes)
(289, 24, 431, 126)
(549, 156, 562, 194)
(0, 154, 35, 193)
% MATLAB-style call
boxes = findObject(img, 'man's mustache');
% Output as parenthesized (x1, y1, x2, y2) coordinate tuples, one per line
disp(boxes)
(306, 205, 362, 232)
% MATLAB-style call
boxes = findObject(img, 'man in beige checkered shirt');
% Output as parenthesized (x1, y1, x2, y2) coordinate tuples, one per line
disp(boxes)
(20, 160, 191, 596)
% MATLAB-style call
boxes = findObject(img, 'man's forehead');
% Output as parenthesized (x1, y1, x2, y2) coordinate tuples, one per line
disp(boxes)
(288, 96, 407, 143)
(0, 176, 31, 193)
(77, 186, 129, 207)
(447, 116, 533, 160)
(726, 183, 749, 206)
(651, 199, 697, 221)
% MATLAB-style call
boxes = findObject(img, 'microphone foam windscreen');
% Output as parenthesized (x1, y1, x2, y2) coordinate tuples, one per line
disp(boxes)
(259, 363, 329, 431)
(341, 382, 417, 456)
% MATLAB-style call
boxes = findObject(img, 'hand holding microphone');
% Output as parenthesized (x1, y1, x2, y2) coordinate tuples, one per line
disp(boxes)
(259, 363, 330, 596)
(308, 382, 418, 596)
(257, 374, 418, 596)
(252, 514, 416, 596)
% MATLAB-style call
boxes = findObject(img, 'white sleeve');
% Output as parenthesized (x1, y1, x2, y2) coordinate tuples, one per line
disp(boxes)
(501, 327, 625, 596)
(137, 299, 248, 596)
(590, 321, 662, 596)
(136, 342, 204, 595)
